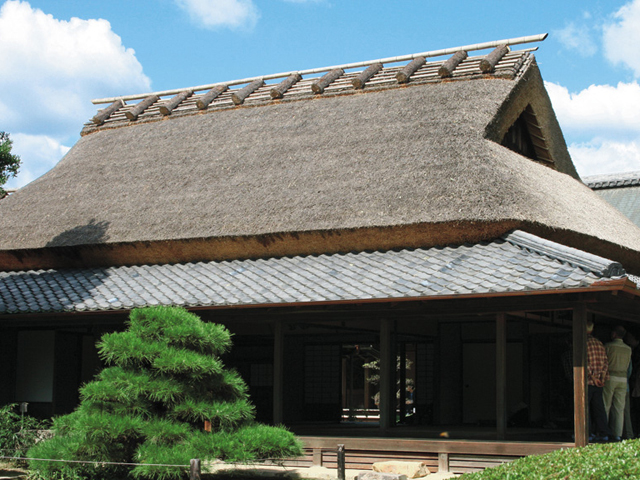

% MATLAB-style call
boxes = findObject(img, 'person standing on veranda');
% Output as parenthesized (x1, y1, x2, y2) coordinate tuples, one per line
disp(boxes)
(587, 321, 614, 441)
(604, 325, 633, 441)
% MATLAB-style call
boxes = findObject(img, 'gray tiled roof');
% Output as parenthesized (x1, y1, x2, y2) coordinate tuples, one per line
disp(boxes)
(584, 171, 640, 189)
(584, 172, 640, 228)
(0, 231, 625, 315)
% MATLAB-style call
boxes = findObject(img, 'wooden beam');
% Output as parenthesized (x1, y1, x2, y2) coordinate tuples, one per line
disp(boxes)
(159, 90, 192, 116)
(312, 68, 344, 94)
(379, 318, 392, 431)
(270, 73, 302, 99)
(232, 79, 264, 105)
(196, 85, 228, 110)
(352, 63, 383, 89)
(93, 34, 548, 104)
(273, 319, 284, 425)
(572, 304, 588, 447)
(92, 99, 124, 125)
(396, 56, 425, 83)
(480, 45, 510, 73)
(496, 313, 507, 440)
(124, 94, 159, 121)
(300, 436, 572, 456)
(438, 51, 468, 78)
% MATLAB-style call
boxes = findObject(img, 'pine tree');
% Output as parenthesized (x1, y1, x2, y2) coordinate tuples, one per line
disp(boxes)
(0, 131, 21, 198)
(29, 306, 301, 480)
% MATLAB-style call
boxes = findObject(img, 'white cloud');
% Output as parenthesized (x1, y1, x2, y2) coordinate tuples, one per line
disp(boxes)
(545, 81, 640, 137)
(4, 134, 71, 189)
(546, 80, 640, 177)
(555, 21, 597, 57)
(569, 140, 640, 177)
(174, 0, 259, 29)
(603, 0, 640, 77)
(0, 1, 150, 187)
(0, 0, 150, 137)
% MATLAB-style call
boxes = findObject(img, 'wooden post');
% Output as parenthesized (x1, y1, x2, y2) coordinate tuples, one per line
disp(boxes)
(438, 453, 449, 473)
(496, 313, 507, 440)
(379, 318, 392, 431)
(399, 342, 407, 424)
(364, 366, 370, 410)
(312, 448, 322, 466)
(337, 444, 346, 480)
(189, 459, 201, 480)
(573, 304, 589, 447)
(273, 319, 284, 425)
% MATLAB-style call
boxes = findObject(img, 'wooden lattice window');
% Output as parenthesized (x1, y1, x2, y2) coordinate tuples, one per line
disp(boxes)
(501, 105, 553, 163)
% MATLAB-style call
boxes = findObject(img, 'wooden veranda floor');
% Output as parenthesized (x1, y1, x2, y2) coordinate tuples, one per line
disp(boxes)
(284, 424, 574, 475)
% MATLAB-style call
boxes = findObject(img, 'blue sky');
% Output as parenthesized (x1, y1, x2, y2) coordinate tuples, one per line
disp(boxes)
(2, 0, 640, 188)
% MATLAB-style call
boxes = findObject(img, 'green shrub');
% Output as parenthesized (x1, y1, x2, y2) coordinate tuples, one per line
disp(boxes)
(0, 403, 49, 466)
(28, 306, 303, 480)
(459, 439, 640, 480)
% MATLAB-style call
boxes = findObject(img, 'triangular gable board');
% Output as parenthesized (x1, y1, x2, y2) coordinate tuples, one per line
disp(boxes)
(501, 105, 553, 165)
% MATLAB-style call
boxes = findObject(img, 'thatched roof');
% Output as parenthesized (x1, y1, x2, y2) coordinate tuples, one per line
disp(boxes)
(2, 38, 640, 272)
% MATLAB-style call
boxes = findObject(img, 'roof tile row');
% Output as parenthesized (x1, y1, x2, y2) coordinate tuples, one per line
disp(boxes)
(0, 231, 625, 315)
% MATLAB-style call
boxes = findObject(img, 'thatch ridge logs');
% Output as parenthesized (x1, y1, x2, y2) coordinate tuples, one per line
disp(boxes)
(92, 99, 125, 125)
(352, 63, 383, 89)
(232, 79, 265, 105)
(480, 45, 510, 73)
(312, 68, 345, 94)
(196, 85, 228, 110)
(125, 95, 160, 121)
(270, 73, 302, 99)
(159, 91, 193, 116)
(438, 51, 468, 78)
(396, 56, 426, 84)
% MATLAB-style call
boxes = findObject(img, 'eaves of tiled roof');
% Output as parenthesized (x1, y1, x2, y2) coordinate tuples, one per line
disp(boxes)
(584, 172, 640, 190)
(0, 231, 629, 316)
(584, 172, 640, 228)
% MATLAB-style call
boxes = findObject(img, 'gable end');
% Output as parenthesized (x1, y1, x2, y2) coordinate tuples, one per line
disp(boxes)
(501, 105, 553, 164)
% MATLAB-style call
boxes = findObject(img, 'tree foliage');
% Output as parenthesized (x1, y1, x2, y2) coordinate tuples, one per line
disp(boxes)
(28, 306, 302, 480)
(0, 404, 49, 466)
(0, 132, 20, 197)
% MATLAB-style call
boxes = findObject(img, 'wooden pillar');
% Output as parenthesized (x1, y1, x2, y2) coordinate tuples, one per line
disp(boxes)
(438, 453, 449, 473)
(496, 313, 507, 440)
(399, 342, 407, 423)
(379, 318, 393, 431)
(273, 319, 284, 425)
(573, 304, 588, 447)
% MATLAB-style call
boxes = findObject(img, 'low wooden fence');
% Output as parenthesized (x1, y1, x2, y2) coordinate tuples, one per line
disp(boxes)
(288, 436, 574, 475)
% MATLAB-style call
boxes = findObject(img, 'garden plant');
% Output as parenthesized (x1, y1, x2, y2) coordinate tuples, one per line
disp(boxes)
(28, 306, 302, 480)
(459, 439, 640, 480)
(0, 403, 48, 467)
